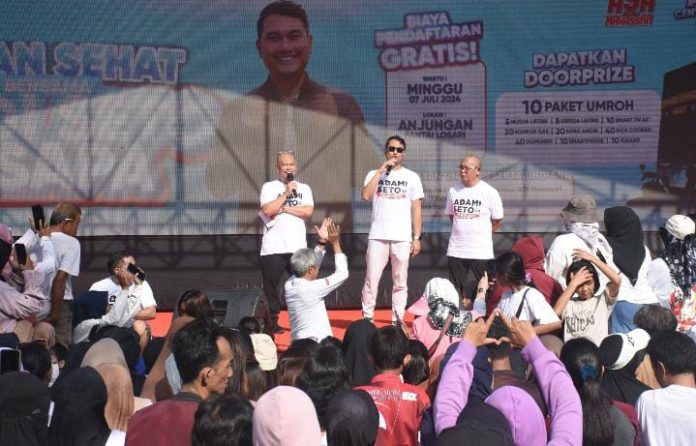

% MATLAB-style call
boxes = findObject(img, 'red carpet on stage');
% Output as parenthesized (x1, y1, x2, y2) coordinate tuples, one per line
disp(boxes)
(150, 310, 415, 351)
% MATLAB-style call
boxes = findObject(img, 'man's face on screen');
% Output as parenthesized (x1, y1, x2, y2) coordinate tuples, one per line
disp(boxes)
(257, 14, 312, 79)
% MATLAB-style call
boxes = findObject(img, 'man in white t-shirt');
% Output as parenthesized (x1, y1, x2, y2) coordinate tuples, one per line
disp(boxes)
(259, 151, 314, 333)
(83, 251, 157, 344)
(18, 203, 82, 347)
(636, 330, 696, 445)
(446, 155, 503, 306)
(361, 135, 424, 325)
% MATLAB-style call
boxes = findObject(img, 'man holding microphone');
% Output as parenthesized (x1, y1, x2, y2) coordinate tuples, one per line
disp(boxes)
(361, 135, 424, 327)
(259, 151, 314, 333)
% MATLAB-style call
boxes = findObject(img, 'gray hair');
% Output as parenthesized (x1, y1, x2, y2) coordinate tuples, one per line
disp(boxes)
(290, 248, 317, 277)
(49, 202, 82, 226)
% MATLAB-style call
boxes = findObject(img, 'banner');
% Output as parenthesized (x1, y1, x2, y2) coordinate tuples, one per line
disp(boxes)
(0, 1, 694, 235)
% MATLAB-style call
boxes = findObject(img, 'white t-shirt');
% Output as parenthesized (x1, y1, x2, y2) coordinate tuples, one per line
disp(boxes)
(90, 277, 157, 310)
(446, 180, 503, 259)
(637, 385, 696, 446)
(259, 180, 314, 256)
(497, 286, 560, 325)
(364, 167, 424, 242)
(562, 290, 616, 345)
(43, 232, 80, 302)
(545, 232, 613, 293)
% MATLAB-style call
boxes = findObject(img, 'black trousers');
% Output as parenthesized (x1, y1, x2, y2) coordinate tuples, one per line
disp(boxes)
(447, 257, 488, 303)
(260, 253, 293, 315)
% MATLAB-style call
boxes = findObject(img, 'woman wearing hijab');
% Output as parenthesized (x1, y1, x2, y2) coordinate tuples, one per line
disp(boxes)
(325, 390, 379, 446)
(437, 400, 514, 446)
(94, 363, 136, 431)
(81, 338, 150, 416)
(0, 371, 51, 446)
(252, 386, 321, 446)
(648, 214, 696, 340)
(342, 318, 377, 387)
(599, 328, 652, 406)
(435, 313, 582, 446)
(604, 206, 658, 333)
(81, 338, 128, 369)
(48, 366, 113, 446)
(408, 277, 480, 367)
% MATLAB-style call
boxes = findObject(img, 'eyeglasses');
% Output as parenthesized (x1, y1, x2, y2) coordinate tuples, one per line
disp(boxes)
(386, 146, 405, 153)
(459, 165, 479, 172)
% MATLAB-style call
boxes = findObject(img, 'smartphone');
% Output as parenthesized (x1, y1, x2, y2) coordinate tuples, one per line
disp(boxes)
(31, 205, 45, 231)
(127, 263, 146, 281)
(0, 240, 11, 269)
(14, 243, 27, 265)
(0, 348, 21, 375)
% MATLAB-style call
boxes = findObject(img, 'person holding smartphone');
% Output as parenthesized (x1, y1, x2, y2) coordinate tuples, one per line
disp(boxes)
(16, 203, 82, 348)
(88, 251, 157, 347)
(73, 262, 142, 343)
(0, 225, 55, 346)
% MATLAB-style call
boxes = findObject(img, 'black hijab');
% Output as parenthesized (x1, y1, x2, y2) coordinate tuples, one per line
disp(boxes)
(342, 319, 377, 386)
(48, 366, 111, 446)
(326, 390, 379, 446)
(605, 206, 646, 286)
(599, 334, 650, 406)
(0, 372, 51, 446)
(438, 400, 514, 446)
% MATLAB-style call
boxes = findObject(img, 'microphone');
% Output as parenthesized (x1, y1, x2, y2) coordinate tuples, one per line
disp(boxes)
(286, 173, 297, 198)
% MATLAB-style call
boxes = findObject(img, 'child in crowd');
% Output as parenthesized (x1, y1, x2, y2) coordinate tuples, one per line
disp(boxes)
(495, 252, 562, 336)
(357, 325, 431, 445)
(554, 249, 621, 345)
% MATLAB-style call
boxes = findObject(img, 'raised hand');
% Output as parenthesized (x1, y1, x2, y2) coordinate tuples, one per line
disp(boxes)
(327, 221, 341, 243)
(462, 311, 500, 347)
(314, 218, 331, 241)
(568, 267, 593, 289)
(498, 313, 537, 348)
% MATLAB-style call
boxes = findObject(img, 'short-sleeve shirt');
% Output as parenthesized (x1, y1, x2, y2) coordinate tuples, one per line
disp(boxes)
(90, 277, 158, 310)
(259, 180, 314, 256)
(44, 232, 81, 301)
(562, 290, 615, 345)
(446, 180, 503, 259)
(497, 286, 560, 325)
(364, 167, 424, 242)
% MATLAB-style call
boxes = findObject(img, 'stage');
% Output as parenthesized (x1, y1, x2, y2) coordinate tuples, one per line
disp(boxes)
(149, 308, 416, 351)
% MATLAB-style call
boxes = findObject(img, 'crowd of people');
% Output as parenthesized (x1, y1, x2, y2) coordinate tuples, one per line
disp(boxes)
(1, 184, 695, 446)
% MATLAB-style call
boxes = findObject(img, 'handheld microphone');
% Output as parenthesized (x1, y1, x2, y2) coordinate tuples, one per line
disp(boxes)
(286, 173, 297, 198)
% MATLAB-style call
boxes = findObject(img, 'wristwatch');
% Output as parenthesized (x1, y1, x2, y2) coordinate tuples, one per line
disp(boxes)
(412, 234, 422, 241)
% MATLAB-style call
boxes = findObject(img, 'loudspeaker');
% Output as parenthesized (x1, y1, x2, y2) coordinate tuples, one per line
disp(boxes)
(204, 290, 272, 336)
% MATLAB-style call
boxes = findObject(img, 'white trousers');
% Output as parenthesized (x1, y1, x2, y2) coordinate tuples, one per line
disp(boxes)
(361, 239, 411, 322)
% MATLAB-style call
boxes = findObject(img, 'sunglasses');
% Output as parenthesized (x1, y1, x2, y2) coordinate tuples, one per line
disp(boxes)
(386, 146, 405, 153)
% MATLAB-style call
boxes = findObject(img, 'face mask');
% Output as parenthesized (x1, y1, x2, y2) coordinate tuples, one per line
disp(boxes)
(49, 361, 60, 387)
